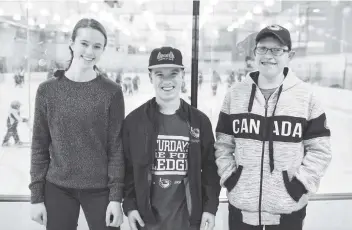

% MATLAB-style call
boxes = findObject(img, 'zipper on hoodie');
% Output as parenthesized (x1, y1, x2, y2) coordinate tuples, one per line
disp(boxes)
(259, 98, 270, 225)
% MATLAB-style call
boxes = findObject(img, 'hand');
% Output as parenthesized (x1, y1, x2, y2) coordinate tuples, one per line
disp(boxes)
(283, 172, 307, 202)
(128, 210, 145, 230)
(105, 201, 123, 227)
(30, 202, 47, 226)
(200, 212, 215, 230)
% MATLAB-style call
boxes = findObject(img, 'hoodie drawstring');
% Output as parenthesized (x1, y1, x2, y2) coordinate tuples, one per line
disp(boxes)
(269, 85, 283, 173)
(247, 81, 284, 173)
(247, 68, 289, 172)
(248, 84, 257, 113)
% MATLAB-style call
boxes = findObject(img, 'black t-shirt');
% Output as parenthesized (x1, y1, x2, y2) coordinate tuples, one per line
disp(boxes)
(143, 113, 196, 230)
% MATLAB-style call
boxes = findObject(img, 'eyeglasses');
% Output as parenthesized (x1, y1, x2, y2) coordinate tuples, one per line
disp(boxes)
(254, 47, 290, 56)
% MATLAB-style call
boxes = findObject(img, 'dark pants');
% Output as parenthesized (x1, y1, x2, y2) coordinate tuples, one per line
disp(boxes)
(229, 204, 306, 230)
(3, 125, 20, 144)
(44, 181, 120, 230)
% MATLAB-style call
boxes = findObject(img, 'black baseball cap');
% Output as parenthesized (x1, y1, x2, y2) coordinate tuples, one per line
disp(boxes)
(148, 46, 184, 69)
(255, 24, 292, 50)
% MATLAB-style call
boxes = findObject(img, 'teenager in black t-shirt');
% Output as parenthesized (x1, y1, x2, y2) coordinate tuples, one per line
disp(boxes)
(122, 47, 221, 230)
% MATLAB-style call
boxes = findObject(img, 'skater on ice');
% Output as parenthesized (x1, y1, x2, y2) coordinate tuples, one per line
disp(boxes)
(122, 46, 221, 230)
(14, 67, 25, 87)
(29, 18, 125, 229)
(244, 55, 255, 76)
(132, 74, 140, 93)
(198, 71, 203, 89)
(215, 24, 332, 230)
(211, 70, 221, 96)
(115, 69, 123, 85)
(226, 70, 236, 88)
(2, 100, 28, 146)
(123, 75, 133, 95)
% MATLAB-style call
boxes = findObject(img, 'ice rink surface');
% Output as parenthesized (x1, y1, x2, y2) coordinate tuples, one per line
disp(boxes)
(0, 72, 351, 197)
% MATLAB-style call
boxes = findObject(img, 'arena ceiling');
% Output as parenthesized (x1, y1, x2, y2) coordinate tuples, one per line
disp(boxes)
(0, 0, 350, 50)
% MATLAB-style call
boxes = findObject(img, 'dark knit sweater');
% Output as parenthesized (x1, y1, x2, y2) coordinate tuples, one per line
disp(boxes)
(29, 71, 125, 203)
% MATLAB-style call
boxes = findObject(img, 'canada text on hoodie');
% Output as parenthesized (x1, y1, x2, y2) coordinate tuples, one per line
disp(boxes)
(214, 67, 331, 226)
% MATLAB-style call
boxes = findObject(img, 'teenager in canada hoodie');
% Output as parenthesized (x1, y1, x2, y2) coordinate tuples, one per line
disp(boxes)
(214, 25, 332, 229)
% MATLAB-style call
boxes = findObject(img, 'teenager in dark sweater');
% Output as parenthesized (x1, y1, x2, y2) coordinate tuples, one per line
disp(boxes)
(29, 18, 125, 230)
(122, 47, 221, 230)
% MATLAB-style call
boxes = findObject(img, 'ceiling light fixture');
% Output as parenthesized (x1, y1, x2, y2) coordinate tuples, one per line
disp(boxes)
(253, 5, 263, 14)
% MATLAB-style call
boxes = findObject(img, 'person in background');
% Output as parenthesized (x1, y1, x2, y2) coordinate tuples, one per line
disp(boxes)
(215, 24, 332, 230)
(226, 70, 236, 88)
(123, 46, 221, 230)
(116, 69, 123, 85)
(123, 75, 133, 95)
(29, 18, 125, 230)
(211, 70, 221, 96)
(198, 71, 203, 89)
(132, 74, 140, 93)
(2, 100, 28, 146)
(14, 67, 25, 87)
(244, 56, 255, 76)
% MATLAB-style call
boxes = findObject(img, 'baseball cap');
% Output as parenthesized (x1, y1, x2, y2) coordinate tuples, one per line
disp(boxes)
(255, 24, 292, 50)
(148, 46, 184, 69)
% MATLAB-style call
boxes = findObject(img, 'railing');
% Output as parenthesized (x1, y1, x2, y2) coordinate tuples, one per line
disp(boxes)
(1, 194, 352, 230)
(1, 193, 352, 202)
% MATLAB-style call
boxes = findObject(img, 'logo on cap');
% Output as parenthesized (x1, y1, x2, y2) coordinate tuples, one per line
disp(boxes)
(157, 51, 175, 61)
(267, 25, 283, 31)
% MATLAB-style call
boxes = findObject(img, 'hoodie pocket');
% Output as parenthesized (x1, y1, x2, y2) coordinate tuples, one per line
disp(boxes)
(227, 165, 260, 211)
(224, 165, 243, 192)
(282, 171, 300, 203)
(262, 170, 300, 214)
(283, 171, 307, 202)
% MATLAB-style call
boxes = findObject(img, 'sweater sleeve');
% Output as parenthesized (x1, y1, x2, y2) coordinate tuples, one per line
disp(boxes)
(29, 84, 51, 204)
(201, 114, 221, 215)
(122, 119, 138, 215)
(214, 91, 237, 188)
(107, 88, 125, 202)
